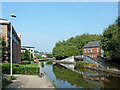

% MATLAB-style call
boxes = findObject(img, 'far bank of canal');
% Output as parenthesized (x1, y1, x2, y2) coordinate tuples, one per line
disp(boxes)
(43, 62, 120, 89)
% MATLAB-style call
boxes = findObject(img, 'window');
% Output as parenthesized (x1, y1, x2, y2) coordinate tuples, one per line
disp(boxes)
(88, 48, 90, 52)
(97, 48, 99, 52)
(85, 49, 86, 53)
(91, 48, 93, 52)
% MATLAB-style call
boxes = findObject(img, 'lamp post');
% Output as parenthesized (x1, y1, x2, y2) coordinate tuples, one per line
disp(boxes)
(10, 14, 16, 76)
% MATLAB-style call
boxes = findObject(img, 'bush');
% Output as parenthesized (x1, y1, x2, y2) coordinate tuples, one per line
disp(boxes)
(13, 64, 19, 67)
(46, 61, 53, 64)
(9, 76, 16, 80)
(30, 58, 34, 61)
(2, 63, 39, 75)
(77, 61, 84, 67)
(2, 76, 12, 88)
(2, 63, 11, 74)
(21, 60, 30, 65)
(41, 62, 44, 68)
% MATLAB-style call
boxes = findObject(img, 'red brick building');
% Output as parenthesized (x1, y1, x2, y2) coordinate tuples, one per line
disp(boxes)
(0, 19, 21, 63)
(83, 41, 103, 58)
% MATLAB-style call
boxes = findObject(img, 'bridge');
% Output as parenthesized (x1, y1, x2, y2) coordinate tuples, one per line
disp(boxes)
(59, 55, 106, 69)
(60, 55, 83, 63)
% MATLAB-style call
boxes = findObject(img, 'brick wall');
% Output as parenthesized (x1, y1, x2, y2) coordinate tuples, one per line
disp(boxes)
(83, 47, 102, 58)
(2, 24, 21, 63)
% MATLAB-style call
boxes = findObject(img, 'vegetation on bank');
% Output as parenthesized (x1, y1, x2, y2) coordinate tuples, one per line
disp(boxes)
(2, 63, 39, 75)
(77, 61, 99, 68)
(2, 75, 16, 88)
(41, 62, 44, 67)
(52, 33, 101, 60)
(46, 61, 53, 64)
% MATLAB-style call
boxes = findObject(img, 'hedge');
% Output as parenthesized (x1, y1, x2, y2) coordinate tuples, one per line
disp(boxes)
(2, 63, 39, 75)
(20, 60, 31, 65)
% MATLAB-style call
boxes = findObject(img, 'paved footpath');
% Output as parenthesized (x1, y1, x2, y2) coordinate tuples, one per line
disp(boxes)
(5, 62, 54, 88)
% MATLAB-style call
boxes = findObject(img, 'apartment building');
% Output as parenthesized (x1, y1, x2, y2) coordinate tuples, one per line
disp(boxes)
(83, 41, 103, 58)
(0, 18, 21, 63)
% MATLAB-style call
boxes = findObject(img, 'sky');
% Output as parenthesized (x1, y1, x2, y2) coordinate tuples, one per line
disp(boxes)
(2, 2, 118, 52)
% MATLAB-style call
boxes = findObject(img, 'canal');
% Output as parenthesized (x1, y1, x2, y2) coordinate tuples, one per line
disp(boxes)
(43, 62, 120, 89)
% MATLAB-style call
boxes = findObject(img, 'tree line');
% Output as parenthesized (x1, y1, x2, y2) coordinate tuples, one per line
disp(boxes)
(52, 33, 102, 60)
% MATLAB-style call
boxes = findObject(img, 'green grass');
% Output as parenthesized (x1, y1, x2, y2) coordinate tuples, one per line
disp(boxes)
(20, 63, 38, 67)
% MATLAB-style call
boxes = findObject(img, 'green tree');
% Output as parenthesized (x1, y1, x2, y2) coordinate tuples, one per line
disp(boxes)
(101, 19, 120, 62)
(47, 54, 53, 58)
(21, 50, 30, 61)
(21, 51, 25, 61)
(24, 50, 30, 60)
(2, 38, 7, 62)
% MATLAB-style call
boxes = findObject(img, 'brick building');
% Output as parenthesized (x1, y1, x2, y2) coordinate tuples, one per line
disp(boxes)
(0, 18, 21, 63)
(83, 41, 103, 58)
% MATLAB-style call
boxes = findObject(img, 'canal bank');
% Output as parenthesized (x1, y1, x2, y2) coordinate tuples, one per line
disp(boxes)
(3, 63, 55, 88)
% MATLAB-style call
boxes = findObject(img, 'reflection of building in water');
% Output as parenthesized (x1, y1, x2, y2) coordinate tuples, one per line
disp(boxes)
(82, 73, 110, 87)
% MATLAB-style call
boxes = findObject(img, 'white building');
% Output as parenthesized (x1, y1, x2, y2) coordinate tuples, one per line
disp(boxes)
(21, 46, 35, 59)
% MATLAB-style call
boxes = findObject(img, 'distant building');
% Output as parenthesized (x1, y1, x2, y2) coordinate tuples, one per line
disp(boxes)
(21, 46, 35, 59)
(0, 18, 21, 63)
(83, 41, 103, 58)
(42, 54, 47, 58)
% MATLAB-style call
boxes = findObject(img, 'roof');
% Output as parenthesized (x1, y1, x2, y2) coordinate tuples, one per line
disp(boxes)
(0, 19, 10, 24)
(21, 46, 35, 48)
(83, 41, 101, 48)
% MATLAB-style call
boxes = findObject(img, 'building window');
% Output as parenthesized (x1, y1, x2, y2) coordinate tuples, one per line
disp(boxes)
(97, 48, 99, 52)
(88, 48, 90, 52)
(91, 48, 93, 52)
(85, 49, 86, 53)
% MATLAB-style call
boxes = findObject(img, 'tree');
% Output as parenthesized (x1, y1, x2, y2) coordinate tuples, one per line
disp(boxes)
(21, 50, 30, 61)
(24, 50, 30, 60)
(2, 38, 7, 62)
(101, 19, 120, 62)
(47, 54, 53, 58)
(52, 33, 102, 60)
(21, 51, 25, 61)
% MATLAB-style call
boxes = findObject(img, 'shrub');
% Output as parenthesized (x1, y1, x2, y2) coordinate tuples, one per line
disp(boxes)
(41, 62, 44, 68)
(21, 60, 30, 65)
(46, 61, 53, 64)
(77, 61, 84, 67)
(30, 58, 34, 61)
(2, 63, 11, 74)
(2, 63, 39, 75)
(13, 64, 19, 67)
(2, 76, 12, 88)
(9, 76, 16, 80)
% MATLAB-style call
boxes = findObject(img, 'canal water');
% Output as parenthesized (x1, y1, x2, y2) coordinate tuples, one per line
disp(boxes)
(43, 62, 120, 89)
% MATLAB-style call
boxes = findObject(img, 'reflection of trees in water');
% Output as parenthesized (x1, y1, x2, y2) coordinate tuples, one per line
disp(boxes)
(53, 63, 101, 88)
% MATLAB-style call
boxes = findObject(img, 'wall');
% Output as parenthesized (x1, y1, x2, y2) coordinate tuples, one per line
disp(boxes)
(2, 24, 21, 63)
(83, 47, 102, 58)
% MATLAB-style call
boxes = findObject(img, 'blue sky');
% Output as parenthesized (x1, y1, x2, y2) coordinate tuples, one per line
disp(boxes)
(2, 2, 118, 52)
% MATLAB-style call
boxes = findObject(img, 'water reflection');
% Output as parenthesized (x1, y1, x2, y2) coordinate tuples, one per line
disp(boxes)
(43, 62, 120, 88)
